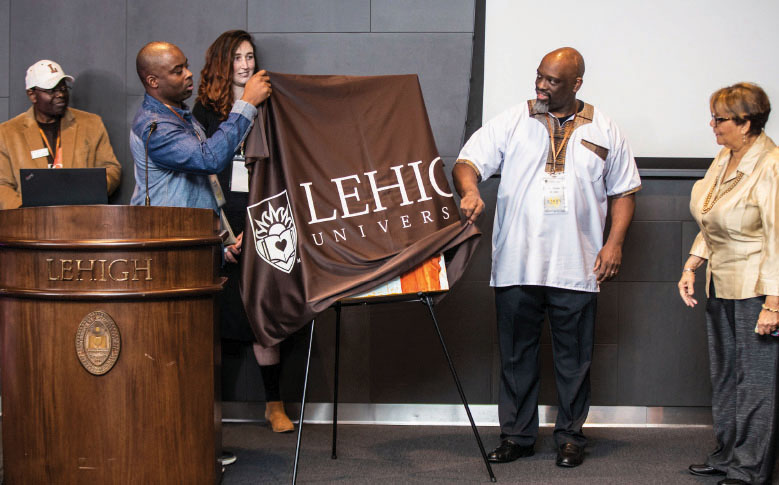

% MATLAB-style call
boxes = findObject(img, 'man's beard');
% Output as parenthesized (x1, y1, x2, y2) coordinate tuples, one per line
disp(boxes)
(534, 98, 549, 113)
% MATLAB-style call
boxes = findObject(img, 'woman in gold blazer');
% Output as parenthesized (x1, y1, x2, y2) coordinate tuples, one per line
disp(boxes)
(679, 83, 779, 485)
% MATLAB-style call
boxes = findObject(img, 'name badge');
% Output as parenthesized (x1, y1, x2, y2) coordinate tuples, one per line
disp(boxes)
(543, 172, 567, 214)
(31, 148, 50, 159)
(231, 156, 249, 193)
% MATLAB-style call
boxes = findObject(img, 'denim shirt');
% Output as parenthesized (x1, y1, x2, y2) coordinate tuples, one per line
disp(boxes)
(130, 93, 257, 212)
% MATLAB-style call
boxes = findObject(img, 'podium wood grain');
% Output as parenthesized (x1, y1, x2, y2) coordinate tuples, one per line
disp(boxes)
(0, 206, 224, 484)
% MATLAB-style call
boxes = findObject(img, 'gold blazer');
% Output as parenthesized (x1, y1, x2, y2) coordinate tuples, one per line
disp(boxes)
(689, 132, 779, 299)
(0, 106, 121, 209)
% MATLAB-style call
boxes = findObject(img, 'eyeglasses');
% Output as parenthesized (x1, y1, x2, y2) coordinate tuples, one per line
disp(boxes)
(35, 84, 70, 95)
(711, 115, 732, 126)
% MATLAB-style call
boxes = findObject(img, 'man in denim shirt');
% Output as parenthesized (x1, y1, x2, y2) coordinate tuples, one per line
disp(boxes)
(129, 41, 270, 211)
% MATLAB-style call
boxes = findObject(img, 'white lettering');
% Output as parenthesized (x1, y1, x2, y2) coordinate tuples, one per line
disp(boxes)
(299, 159, 452, 225)
(400, 215, 411, 228)
(358, 224, 366, 238)
(332, 174, 370, 219)
(365, 165, 414, 212)
(441, 206, 450, 220)
(428, 157, 453, 197)
(408, 160, 432, 202)
(377, 220, 389, 233)
(333, 228, 347, 242)
(300, 182, 337, 224)
(311, 232, 325, 246)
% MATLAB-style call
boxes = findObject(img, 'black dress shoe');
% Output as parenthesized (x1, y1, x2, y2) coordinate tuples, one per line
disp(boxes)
(487, 439, 534, 463)
(556, 443, 584, 467)
(688, 464, 725, 476)
(717, 479, 748, 485)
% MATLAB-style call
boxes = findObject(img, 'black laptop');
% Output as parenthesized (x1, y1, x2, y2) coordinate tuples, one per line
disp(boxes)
(20, 168, 108, 207)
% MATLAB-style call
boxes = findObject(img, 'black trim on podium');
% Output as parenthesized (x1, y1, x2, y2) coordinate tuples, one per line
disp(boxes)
(291, 293, 497, 484)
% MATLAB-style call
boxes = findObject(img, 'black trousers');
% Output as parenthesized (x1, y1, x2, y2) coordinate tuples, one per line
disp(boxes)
(495, 285, 596, 448)
(705, 282, 779, 485)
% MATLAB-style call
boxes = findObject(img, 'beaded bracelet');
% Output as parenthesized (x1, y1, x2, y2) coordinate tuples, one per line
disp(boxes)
(762, 303, 779, 313)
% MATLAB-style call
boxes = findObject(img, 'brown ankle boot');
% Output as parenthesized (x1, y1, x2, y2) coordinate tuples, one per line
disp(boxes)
(265, 401, 294, 433)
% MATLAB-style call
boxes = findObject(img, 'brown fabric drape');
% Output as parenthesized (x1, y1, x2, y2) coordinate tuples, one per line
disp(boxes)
(242, 72, 480, 347)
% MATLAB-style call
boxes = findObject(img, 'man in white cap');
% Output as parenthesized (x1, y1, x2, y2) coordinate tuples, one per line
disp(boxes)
(0, 60, 121, 209)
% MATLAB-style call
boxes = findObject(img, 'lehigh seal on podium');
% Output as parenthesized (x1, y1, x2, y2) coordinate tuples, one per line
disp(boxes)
(75, 310, 121, 375)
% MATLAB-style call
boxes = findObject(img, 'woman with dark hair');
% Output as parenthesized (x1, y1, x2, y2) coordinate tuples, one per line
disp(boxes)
(194, 30, 294, 437)
(680, 82, 779, 485)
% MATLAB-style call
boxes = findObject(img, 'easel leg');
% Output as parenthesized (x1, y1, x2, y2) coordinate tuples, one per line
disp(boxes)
(331, 303, 342, 459)
(421, 294, 497, 482)
(292, 320, 316, 485)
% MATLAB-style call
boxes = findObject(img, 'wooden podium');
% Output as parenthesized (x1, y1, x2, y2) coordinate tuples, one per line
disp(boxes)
(0, 205, 225, 484)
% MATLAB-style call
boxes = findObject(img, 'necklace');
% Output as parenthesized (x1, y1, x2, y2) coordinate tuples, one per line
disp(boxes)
(701, 170, 744, 214)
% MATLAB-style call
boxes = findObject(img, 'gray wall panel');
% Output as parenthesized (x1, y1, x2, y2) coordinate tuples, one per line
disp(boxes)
(590, 344, 619, 405)
(294, 305, 374, 403)
(595, 282, 619, 344)
(369, 282, 494, 403)
(433, 281, 496, 403)
(221, 342, 264, 401)
(633, 178, 698, 222)
(371, 0, 474, 32)
(253, 33, 472, 157)
(126, 0, 247, 96)
(0, 97, 7, 123)
(369, 301, 455, 403)
(620, 221, 681, 282)
(0, 0, 8, 97)
(9, 0, 125, 116)
(248, 0, 369, 33)
(617, 282, 710, 405)
(538, 343, 555, 404)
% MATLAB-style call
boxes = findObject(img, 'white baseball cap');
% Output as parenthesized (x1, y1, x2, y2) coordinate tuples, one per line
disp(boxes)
(25, 60, 75, 90)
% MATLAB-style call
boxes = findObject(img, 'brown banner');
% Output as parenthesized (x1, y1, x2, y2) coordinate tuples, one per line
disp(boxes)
(241, 72, 480, 347)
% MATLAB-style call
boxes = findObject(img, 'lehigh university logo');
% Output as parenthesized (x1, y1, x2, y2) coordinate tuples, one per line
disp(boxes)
(247, 190, 298, 273)
(75, 311, 121, 375)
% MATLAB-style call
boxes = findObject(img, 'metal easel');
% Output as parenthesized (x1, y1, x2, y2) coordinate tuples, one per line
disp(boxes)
(291, 292, 496, 483)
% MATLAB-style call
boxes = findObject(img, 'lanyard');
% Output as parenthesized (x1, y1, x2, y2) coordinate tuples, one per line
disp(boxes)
(38, 126, 62, 168)
(163, 104, 204, 143)
(545, 114, 576, 172)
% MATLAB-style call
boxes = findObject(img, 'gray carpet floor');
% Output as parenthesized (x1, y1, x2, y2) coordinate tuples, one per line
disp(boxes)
(3, 423, 777, 483)
(220, 424, 779, 484)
